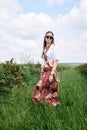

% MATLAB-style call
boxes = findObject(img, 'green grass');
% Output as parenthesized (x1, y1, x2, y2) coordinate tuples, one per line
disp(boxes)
(0, 65, 87, 130)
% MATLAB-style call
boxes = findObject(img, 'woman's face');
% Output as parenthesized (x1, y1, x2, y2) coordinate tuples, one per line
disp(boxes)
(45, 32, 54, 46)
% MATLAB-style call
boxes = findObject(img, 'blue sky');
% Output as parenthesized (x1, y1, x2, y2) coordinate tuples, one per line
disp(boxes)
(19, 0, 79, 17)
(0, 0, 87, 63)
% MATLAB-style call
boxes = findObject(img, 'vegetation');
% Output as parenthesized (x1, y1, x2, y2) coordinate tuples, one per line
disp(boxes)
(0, 58, 25, 90)
(0, 60, 87, 130)
(75, 63, 87, 77)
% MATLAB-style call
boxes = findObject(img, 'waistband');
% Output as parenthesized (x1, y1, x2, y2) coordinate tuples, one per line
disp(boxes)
(43, 67, 52, 72)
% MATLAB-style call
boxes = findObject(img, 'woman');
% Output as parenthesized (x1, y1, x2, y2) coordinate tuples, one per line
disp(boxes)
(32, 31, 60, 106)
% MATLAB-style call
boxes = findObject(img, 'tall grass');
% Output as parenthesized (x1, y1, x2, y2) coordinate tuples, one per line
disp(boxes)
(0, 64, 87, 130)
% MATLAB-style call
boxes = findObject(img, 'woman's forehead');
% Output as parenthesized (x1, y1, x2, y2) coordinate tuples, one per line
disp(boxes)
(46, 32, 53, 36)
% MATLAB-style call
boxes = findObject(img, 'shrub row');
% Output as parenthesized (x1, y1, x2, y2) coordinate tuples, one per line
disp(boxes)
(0, 58, 25, 89)
(75, 63, 87, 77)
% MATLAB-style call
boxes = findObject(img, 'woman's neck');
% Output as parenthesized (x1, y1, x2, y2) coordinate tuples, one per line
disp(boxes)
(46, 43, 51, 49)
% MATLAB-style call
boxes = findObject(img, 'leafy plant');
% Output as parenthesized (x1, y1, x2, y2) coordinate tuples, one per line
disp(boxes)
(0, 58, 25, 89)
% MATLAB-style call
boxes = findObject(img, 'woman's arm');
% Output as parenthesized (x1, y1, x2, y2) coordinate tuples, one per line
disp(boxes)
(41, 65, 44, 76)
(49, 60, 58, 83)
(51, 60, 58, 75)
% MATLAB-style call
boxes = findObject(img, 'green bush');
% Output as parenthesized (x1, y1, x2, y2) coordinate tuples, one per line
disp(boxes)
(75, 63, 87, 77)
(0, 58, 25, 89)
(57, 64, 71, 72)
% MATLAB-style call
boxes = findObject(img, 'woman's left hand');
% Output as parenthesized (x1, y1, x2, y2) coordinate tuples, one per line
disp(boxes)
(49, 74, 54, 83)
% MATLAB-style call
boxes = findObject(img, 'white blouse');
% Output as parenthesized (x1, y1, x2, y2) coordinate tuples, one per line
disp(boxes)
(46, 44, 58, 62)
(42, 44, 59, 66)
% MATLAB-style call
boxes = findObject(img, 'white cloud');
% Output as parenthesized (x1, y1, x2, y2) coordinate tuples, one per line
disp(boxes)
(53, 0, 87, 63)
(9, 12, 53, 39)
(56, 0, 87, 31)
(0, 0, 21, 21)
(0, 0, 87, 63)
(80, 0, 87, 13)
(0, 0, 53, 63)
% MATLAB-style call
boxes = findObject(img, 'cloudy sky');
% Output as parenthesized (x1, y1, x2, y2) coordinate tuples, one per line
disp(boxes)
(0, 0, 87, 63)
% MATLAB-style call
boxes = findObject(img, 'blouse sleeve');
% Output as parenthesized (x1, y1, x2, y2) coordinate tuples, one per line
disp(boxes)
(53, 45, 59, 61)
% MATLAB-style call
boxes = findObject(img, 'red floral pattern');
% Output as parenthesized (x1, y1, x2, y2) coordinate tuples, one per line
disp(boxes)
(32, 67, 60, 106)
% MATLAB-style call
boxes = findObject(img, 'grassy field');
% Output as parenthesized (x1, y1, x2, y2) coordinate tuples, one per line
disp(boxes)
(0, 63, 87, 130)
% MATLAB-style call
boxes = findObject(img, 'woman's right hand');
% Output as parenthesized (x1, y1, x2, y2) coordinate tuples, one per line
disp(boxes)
(40, 72, 43, 76)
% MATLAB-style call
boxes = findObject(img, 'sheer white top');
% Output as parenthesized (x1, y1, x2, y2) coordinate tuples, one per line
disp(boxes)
(42, 44, 59, 66)
(46, 44, 58, 62)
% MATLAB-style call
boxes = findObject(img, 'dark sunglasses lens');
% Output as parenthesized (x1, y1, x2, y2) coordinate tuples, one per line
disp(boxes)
(46, 36, 53, 39)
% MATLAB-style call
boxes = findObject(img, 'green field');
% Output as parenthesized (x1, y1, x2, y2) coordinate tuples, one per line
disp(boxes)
(0, 63, 87, 130)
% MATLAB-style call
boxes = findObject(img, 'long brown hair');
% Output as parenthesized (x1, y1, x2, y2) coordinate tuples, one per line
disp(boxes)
(41, 31, 54, 59)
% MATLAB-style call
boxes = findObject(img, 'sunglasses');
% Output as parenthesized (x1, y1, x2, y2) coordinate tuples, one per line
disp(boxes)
(46, 35, 53, 40)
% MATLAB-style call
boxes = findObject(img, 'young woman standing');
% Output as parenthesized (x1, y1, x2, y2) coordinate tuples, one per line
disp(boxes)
(32, 31, 60, 106)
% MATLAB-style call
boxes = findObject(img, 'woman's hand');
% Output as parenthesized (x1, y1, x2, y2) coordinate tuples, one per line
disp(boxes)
(49, 69, 55, 83)
(49, 74, 54, 83)
(40, 72, 44, 76)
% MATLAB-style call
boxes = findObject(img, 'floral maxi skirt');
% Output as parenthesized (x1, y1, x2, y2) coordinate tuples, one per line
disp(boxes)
(32, 67, 60, 106)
